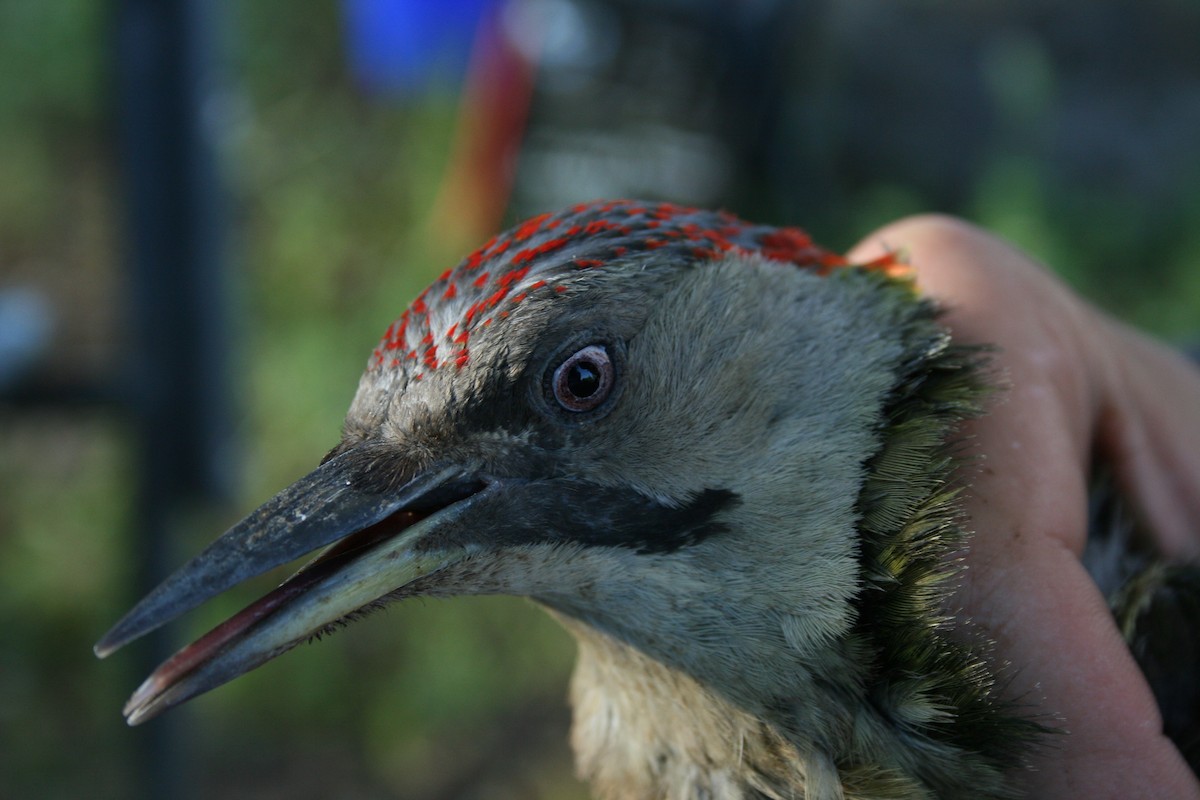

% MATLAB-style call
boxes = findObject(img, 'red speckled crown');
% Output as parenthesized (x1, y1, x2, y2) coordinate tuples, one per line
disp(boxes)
(370, 200, 905, 377)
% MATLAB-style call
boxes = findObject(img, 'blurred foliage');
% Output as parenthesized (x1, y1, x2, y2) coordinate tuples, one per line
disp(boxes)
(0, 1, 1197, 799)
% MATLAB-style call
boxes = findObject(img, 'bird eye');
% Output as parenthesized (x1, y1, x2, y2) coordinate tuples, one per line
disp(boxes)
(552, 345, 614, 412)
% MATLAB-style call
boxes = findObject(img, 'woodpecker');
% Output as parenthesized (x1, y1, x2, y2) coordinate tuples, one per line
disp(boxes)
(96, 200, 1196, 799)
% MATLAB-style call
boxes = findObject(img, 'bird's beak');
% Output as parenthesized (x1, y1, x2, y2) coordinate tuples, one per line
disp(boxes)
(94, 445, 491, 725)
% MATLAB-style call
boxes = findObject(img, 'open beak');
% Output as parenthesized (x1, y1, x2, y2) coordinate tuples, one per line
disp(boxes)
(94, 445, 490, 725)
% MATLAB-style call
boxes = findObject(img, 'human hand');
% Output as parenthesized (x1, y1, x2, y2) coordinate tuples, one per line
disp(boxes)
(848, 216, 1200, 799)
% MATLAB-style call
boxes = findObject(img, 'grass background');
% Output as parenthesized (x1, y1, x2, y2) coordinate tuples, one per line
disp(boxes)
(0, 1, 1197, 798)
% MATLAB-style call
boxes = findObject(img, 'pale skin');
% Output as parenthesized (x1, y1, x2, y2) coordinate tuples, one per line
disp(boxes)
(849, 216, 1200, 799)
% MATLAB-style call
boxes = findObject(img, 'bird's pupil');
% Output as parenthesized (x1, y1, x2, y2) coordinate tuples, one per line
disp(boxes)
(567, 362, 600, 397)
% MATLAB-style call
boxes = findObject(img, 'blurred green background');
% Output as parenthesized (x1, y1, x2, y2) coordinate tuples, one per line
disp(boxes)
(0, 1, 1197, 798)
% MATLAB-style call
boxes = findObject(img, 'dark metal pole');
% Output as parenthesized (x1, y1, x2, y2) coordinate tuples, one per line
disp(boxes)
(114, 1, 236, 797)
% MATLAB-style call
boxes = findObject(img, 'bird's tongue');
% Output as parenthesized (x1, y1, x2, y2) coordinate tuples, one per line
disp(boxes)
(124, 509, 429, 717)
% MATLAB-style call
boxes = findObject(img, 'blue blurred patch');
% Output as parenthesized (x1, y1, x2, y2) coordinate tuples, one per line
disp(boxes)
(0, 288, 53, 390)
(342, 0, 500, 93)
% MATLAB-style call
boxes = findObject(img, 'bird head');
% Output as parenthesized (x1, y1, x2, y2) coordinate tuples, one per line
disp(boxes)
(97, 201, 1030, 794)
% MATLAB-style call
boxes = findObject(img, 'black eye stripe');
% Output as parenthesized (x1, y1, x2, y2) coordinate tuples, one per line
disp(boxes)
(552, 345, 614, 412)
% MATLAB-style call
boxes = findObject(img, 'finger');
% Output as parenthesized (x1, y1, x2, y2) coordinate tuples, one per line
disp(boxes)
(849, 216, 1200, 798)
(1095, 319, 1200, 559)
